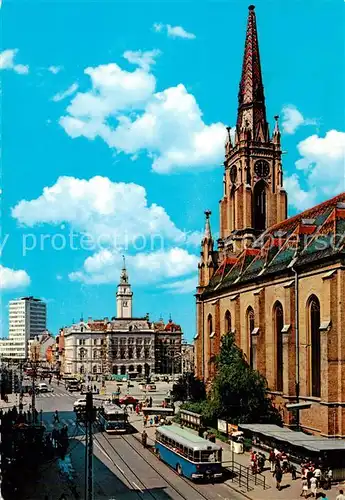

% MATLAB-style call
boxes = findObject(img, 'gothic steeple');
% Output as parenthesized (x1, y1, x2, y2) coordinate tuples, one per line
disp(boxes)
(218, 5, 287, 252)
(236, 5, 269, 143)
(198, 211, 218, 288)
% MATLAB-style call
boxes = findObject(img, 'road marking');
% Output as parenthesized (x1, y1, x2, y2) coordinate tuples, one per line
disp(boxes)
(132, 482, 143, 493)
(94, 441, 113, 463)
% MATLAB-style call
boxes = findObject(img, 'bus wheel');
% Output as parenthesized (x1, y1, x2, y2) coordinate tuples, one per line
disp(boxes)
(176, 464, 182, 476)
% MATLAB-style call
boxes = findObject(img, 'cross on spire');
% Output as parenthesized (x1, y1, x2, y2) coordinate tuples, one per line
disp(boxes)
(236, 5, 269, 142)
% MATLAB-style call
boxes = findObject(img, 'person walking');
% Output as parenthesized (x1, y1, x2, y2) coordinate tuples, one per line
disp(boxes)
(310, 476, 317, 497)
(336, 490, 345, 500)
(275, 465, 283, 491)
(269, 449, 275, 473)
(314, 466, 321, 488)
(327, 468, 333, 490)
(300, 477, 308, 497)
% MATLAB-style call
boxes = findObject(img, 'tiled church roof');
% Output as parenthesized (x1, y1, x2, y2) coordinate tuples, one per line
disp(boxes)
(203, 192, 345, 296)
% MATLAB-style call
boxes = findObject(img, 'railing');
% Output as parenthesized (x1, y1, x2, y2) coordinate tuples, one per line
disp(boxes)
(222, 460, 270, 491)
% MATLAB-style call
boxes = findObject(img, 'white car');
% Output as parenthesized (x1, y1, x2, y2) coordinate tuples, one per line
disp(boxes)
(73, 398, 86, 409)
(38, 382, 49, 392)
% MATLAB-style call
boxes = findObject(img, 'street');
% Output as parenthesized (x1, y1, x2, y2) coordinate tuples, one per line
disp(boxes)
(33, 379, 245, 500)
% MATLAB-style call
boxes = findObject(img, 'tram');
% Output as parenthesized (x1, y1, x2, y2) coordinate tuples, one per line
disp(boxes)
(97, 402, 128, 433)
(155, 425, 222, 481)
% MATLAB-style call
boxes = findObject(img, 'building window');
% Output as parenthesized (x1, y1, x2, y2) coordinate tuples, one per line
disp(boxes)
(309, 296, 321, 397)
(93, 350, 98, 359)
(79, 348, 86, 360)
(92, 365, 97, 374)
(112, 365, 118, 374)
(93, 339, 97, 346)
(274, 302, 284, 392)
(225, 310, 231, 334)
(253, 180, 266, 231)
(120, 365, 126, 375)
(79, 339, 85, 346)
(120, 349, 125, 359)
(247, 307, 255, 369)
(128, 348, 133, 359)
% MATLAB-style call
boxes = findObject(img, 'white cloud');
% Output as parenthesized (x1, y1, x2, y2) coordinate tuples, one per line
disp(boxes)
(123, 49, 161, 72)
(12, 176, 199, 285)
(285, 129, 345, 211)
(0, 49, 29, 74)
(69, 248, 198, 285)
(281, 105, 317, 134)
(52, 83, 79, 102)
(0, 265, 31, 290)
(48, 65, 63, 74)
(12, 175, 184, 244)
(158, 275, 198, 294)
(153, 23, 196, 40)
(58, 54, 226, 173)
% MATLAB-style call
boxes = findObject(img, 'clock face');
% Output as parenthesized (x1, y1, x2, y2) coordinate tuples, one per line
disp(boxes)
(230, 165, 237, 183)
(254, 160, 270, 178)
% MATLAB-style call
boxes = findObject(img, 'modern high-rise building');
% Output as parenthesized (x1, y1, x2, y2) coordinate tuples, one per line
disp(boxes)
(0, 296, 47, 360)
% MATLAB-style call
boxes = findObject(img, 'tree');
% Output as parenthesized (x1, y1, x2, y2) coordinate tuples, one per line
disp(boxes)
(209, 333, 282, 425)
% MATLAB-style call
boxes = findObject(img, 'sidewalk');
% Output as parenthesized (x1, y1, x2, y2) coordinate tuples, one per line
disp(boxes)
(128, 412, 345, 500)
(0, 393, 30, 410)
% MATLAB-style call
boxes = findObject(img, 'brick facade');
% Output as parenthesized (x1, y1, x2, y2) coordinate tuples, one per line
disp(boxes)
(195, 6, 345, 437)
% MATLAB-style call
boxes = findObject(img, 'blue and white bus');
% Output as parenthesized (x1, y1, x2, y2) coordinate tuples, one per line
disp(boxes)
(155, 425, 222, 481)
(97, 403, 127, 433)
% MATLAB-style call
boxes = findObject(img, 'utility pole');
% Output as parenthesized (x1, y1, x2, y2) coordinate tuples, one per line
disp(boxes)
(85, 391, 94, 500)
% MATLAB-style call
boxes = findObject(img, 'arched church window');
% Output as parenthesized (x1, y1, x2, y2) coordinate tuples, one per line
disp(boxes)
(274, 302, 284, 392)
(247, 307, 255, 368)
(309, 296, 321, 397)
(253, 180, 266, 231)
(224, 310, 231, 334)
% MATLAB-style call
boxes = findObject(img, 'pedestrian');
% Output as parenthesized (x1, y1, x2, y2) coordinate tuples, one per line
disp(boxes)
(336, 489, 345, 500)
(314, 466, 321, 488)
(275, 465, 283, 491)
(327, 468, 333, 490)
(300, 477, 308, 497)
(142, 429, 147, 448)
(310, 476, 317, 497)
(320, 493, 329, 500)
(269, 449, 275, 473)
(307, 468, 313, 489)
(290, 463, 297, 481)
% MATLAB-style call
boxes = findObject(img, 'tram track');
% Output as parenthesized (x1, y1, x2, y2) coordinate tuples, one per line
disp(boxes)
(97, 428, 211, 500)
(94, 430, 156, 499)
(120, 433, 213, 500)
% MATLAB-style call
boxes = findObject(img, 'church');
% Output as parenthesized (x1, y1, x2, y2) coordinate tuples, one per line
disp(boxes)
(195, 5, 345, 437)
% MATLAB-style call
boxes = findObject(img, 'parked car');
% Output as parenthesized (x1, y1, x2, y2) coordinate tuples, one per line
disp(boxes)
(119, 395, 138, 406)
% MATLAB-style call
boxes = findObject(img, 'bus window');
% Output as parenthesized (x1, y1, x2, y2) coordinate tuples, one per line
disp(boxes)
(194, 451, 200, 462)
(188, 448, 193, 460)
(201, 451, 217, 462)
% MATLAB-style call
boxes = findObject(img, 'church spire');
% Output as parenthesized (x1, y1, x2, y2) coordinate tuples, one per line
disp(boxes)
(236, 5, 269, 142)
(203, 210, 212, 242)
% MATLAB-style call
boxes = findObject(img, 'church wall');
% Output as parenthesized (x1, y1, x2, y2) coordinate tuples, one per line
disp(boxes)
(198, 262, 345, 436)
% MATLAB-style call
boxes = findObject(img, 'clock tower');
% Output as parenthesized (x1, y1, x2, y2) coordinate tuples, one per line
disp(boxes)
(219, 5, 287, 254)
(116, 256, 133, 319)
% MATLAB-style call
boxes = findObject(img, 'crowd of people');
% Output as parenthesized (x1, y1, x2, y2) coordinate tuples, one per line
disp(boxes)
(249, 446, 339, 497)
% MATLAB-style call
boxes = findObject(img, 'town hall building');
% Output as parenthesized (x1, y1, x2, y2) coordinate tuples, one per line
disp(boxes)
(195, 5, 345, 437)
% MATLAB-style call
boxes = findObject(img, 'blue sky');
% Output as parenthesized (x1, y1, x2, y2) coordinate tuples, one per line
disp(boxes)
(1, 0, 344, 341)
